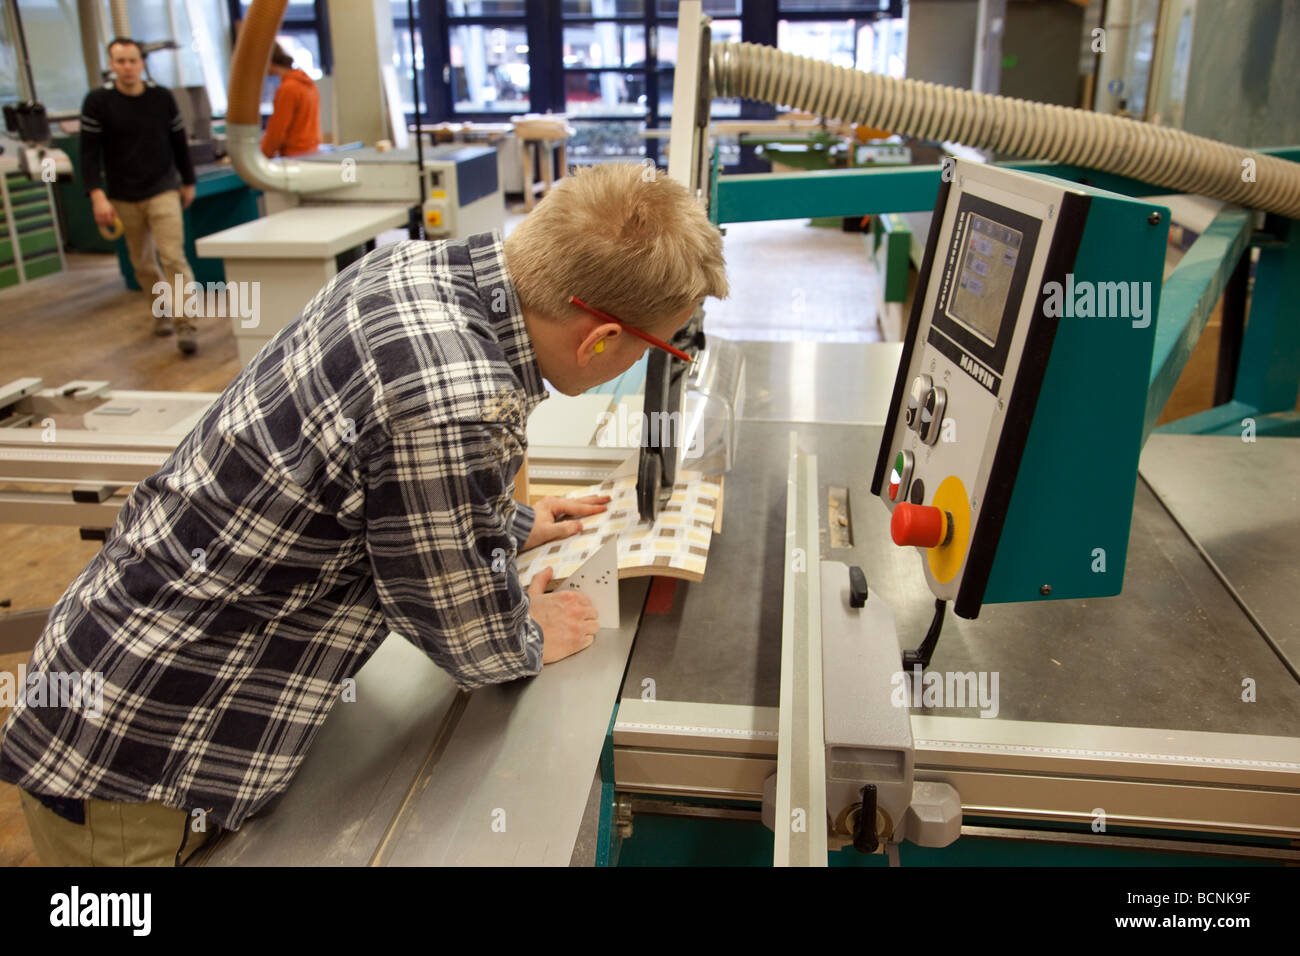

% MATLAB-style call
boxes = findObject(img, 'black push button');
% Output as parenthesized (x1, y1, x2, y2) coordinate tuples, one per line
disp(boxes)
(909, 477, 925, 505)
(848, 565, 868, 608)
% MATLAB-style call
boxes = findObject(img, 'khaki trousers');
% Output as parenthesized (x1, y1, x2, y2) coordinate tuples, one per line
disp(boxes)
(19, 789, 215, 866)
(112, 189, 196, 327)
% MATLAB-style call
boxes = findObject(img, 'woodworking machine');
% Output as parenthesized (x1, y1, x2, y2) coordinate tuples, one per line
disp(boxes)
(608, 2, 1300, 867)
(0, 379, 213, 532)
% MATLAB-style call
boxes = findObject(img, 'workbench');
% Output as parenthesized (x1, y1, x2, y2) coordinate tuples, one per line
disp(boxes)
(194, 203, 410, 364)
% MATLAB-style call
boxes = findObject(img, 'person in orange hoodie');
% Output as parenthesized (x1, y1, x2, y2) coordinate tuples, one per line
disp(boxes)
(261, 43, 320, 158)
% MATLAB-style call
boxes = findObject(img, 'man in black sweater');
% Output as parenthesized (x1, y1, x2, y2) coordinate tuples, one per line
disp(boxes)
(82, 37, 200, 354)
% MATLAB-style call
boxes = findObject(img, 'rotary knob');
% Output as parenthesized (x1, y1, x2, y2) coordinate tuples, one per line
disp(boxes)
(905, 374, 932, 431)
(919, 386, 947, 445)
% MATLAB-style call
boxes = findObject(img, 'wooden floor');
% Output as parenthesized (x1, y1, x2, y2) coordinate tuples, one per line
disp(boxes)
(0, 220, 1254, 866)
(0, 650, 38, 866)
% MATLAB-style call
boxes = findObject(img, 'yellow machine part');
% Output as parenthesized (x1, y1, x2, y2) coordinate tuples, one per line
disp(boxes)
(927, 474, 971, 584)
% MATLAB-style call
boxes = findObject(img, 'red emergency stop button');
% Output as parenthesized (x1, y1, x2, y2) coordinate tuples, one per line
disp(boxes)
(891, 503, 952, 548)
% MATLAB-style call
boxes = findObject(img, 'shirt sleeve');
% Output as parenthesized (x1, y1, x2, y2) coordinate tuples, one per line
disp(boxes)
(166, 91, 197, 185)
(363, 421, 543, 690)
(79, 93, 105, 195)
(509, 502, 535, 551)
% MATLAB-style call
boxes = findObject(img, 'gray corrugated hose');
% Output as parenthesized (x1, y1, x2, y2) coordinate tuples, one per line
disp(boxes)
(711, 42, 1300, 219)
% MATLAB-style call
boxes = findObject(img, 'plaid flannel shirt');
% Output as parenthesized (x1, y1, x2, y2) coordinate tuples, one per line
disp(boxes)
(0, 233, 549, 830)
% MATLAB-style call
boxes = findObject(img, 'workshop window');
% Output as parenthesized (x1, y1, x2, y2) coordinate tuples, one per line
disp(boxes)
(562, 1, 649, 160)
(5, 0, 83, 113)
(444, 1, 530, 114)
(392, 23, 426, 116)
(391, 2, 427, 117)
(451, 0, 527, 13)
(778, 0, 891, 11)
(779, 19, 859, 69)
(565, 0, 646, 15)
(563, 24, 647, 68)
(420, 0, 916, 166)
(568, 119, 647, 162)
(561, 0, 745, 164)
(774, 2, 907, 113)
(19, 0, 231, 114)
(564, 71, 646, 116)
(655, 2, 742, 164)
(656, 19, 742, 119)
(448, 24, 530, 112)
(656, 1, 741, 15)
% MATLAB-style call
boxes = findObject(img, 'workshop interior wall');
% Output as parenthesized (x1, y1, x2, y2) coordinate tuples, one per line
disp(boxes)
(1000, 0, 1086, 107)
(1183, 0, 1300, 147)
(905, 0, 980, 89)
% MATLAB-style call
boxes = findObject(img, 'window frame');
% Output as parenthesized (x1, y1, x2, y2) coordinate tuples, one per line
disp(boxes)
(225, 2, 907, 171)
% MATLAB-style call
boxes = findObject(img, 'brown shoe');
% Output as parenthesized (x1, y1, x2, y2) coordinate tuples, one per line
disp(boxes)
(176, 320, 197, 355)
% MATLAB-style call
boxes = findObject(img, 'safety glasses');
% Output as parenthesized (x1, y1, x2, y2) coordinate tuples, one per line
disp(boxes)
(568, 295, 694, 363)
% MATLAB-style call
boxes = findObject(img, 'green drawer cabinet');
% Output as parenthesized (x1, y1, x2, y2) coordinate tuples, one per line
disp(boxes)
(0, 166, 67, 290)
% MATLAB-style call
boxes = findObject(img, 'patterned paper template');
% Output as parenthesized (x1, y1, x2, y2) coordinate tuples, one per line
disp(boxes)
(517, 470, 723, 587)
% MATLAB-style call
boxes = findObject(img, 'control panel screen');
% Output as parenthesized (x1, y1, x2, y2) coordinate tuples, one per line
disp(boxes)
(948, 214, 1024, 345)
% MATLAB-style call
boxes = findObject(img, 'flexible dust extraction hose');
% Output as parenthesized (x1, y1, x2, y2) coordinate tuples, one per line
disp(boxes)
(226, 0, 344, 193)
(711, 42, 1300, 220)
(109, 0, 129, 37)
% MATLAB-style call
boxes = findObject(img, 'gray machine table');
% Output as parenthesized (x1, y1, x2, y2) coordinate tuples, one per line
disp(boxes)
(199, 579, 648, 866)
(1140, 433, 1300, 680)
(624, 420, 1300, 728)
(625, 342, 1300, 730)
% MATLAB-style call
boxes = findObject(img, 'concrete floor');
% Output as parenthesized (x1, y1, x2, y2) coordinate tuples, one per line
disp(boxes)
(701, 219, 883, 343)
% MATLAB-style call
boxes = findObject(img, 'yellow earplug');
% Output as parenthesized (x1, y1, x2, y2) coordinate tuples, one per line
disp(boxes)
(594, 340, 605, 354)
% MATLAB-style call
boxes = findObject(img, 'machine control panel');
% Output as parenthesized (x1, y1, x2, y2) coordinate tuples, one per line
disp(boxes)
(871, 160, 1089, 618)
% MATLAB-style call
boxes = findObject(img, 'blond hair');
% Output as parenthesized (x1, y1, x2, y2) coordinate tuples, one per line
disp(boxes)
(503, 163, 728, 329)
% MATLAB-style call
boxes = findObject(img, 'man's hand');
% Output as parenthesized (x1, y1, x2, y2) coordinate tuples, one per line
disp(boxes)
(179, 184, 195, 209)
(522, 494, 609, 551)
(90, 191, 116, 230)
(527, 567, 599, 664)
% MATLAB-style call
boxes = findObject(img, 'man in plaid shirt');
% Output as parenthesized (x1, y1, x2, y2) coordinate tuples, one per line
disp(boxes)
(0, 163, 729, 865)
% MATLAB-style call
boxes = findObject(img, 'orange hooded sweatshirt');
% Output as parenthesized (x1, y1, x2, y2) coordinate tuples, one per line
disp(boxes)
(261, 68, 321, 158)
